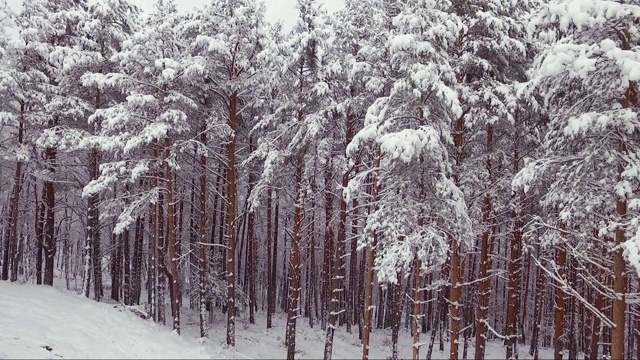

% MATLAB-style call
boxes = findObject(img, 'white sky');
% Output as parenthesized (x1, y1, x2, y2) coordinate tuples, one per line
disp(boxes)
(5, 0, 345, 30)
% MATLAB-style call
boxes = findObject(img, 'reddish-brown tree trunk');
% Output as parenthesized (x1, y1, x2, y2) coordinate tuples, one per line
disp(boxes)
(413, 258, 422, 360)
(612, 192, 627, 360)
(505, 198, 523, 359)
(362, 152, 379, 360)
(529, 260, 545, 359)
(285, 162, 304, 360)
(554, 231, 567, 360)
(35, 187, 45, 285)
(43, 145, 57, 286)
(474, 194, 493, 360)
(164, 139, 180, 334)
(322, 164, 334, 331)
(266, 188, 274, 329)
(226, 92, 238, 346)
(198, 130, 208, 338)
(324, 168, 349, 360)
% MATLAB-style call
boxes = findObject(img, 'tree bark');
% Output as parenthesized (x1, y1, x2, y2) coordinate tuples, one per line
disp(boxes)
(474, 195, 493, 360)
(198, 130, 208, 338)
(266, 189, 274, 328)
(363, 151, 381, 360)
(505, 196, 523, 359)
(226, 92, 238, 346)
(324, 168, 349, 360)
(165, 139, 180, 334)
(413, 258, 422, 360)
(35, 186, 45, 285)
(43, 145, 57, 286)
(3, 106, 25, 282)
(529, 258, 545, 357)
(554, 229, 567, 360)
(322, 163, 334, 331)
(285, 161, 304, 360)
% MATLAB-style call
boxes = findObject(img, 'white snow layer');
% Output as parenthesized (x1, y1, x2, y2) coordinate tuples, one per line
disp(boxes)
(0, 281, 556, 359)
(0, 282, 209, 359)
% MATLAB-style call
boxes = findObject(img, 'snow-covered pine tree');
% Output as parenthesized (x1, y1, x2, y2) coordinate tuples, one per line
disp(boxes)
(516, 1, 640, 359)
(446, 0, 540, 358)
(345, 0, 470, 359)
(85, 0, 196, 334)
(250, 0, 335, 358)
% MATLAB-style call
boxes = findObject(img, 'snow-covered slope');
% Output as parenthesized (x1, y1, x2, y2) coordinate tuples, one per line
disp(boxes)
(0, 281, 555, 359)
(0, 282, 209, 359)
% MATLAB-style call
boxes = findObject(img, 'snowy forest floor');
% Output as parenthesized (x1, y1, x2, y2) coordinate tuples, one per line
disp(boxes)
(0, 281, 556, 359)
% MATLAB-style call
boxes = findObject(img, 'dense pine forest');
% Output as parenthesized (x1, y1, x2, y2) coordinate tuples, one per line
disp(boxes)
(0, 0, 639, 359)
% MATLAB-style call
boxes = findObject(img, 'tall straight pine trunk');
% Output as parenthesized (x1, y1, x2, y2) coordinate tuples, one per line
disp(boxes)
(449, 113, 465, 360)
(324, 168, 349, 360)
(226, 92, 239, 346)
(474, 123, 495, 360)
(266, 189, 274, 328)
(2, 105, 24, 282)
(165, 139, 180, 334)
(43, 144, 57, 286)
(285, 161, 304, 360)
(198, 129, 208, 338)
(506, 136, 523, 359)
(554, 227, 567, 360)
(362, 151, 380, 360)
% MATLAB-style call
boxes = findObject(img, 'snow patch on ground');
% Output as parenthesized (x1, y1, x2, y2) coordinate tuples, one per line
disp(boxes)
(0, 282, 208, 359)
(0, 280, 555, 359)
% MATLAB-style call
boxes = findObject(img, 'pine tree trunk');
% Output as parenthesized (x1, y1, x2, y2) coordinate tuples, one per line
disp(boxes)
(636, 278, 640, 360)
(198, 130, 208, 338)
(363, 152, 381, 360)
(35, 187, 45, 285)
(554, 232, 567, 360)
(413, 258, 422, 360)
(131, 216, 144, 305)
(589, 274, 604, 359)
(449, 237, 462, 360)
(449, 107, 465, 360)
(308, 208, 316, 329)
(266, 189, 274, 329)
(150, 189, 159, 321)
(391, 273, 403, 360)
(247, 200, 256, 325)
(285, 162, 304, 360)
(529, 260, 545, 357)
(111, 231, 122, 302)
(43, 145, 57, 286)
(324, 169, 349, 360)
(611, 129, 629, 360)
(474, 195, 493, 360)
(4, 164, 23, 282)
(612, 191, 627, 360)
(322, 164, 334, 331)
(362, 221, 377, 360)
(226, 92, 238, 346)
(157, 187, 166, 326)
(3, 106, 25, 282)
(271, 197, 279, 319)
(348, 196, 359, 334)
(505, 196, 523, 359)
(123, 226, 131, 305)
(165, 139, 181, 334)
(87, 148, 102, 301)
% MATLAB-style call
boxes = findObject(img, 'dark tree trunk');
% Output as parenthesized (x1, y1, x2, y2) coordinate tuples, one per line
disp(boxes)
(35, 186, 45, 285)
(285, 162, 304, 360)
(266, 189, 274, 329)
(226, 92, 238, 346)
(131, 216, 144, 305)
(43, 146, 57, 286)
